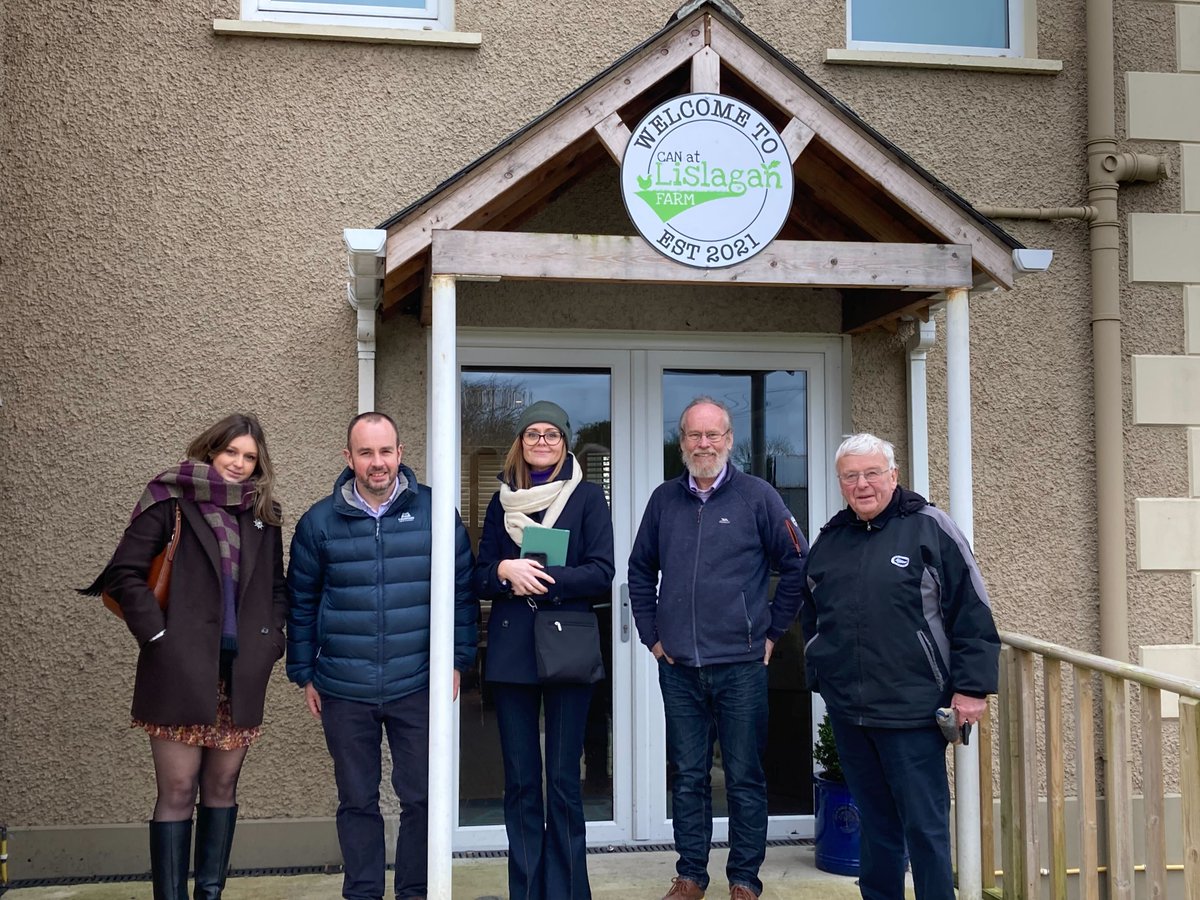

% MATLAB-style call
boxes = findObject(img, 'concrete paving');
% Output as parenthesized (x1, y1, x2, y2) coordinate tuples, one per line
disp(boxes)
(3, 845, 916, 898)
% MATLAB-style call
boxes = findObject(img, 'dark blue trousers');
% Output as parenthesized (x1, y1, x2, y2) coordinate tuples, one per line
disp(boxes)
(658, 659, 769, 896)
(493, 681, 594, 900)
(829, 718, 954, 900)
(321, 691, 429, 900)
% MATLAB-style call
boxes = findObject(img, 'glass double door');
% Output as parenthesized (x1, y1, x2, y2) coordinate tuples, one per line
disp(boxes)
(454, 333, 842, 848)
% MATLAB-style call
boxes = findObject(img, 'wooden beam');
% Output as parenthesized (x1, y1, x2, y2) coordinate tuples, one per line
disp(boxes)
(1016, 649, 1040, 899)
(1143, 686, 1167, 900)
(786, 183, 865, 242)
(707, 17, 1014, 288)
(691, 46, 720, 92)
(1103, 674, 1134, 900)
(385, 22, 705, 274)
(841, 290, 938, 334)
(979, 700, 996, 890)
(415, 141, 610, 320)
(1182, 698, 1200, 900)
(797, 148, 927, 243)
(1045, 660, 1068, 900)
(463, 137, 608, 234)
(997, 648, 1018, 900)
(382, 258, 424, 312)
(593, 112, 632, 165)
(431, 230, 973, 290)
(1075, 670, 1100, 900)
(781, 116, 815, 163)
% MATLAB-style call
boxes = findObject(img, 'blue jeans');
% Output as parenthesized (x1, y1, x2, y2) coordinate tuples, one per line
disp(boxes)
(321, 691, 429, 900)
(493, 681, 594, 900)
(658, 659, 769, 895)
(829, 718, 953, 900)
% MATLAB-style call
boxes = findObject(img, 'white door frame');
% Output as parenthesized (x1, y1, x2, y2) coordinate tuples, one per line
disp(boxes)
(452, 328, 847, 848)
(453, 341, 635, 849)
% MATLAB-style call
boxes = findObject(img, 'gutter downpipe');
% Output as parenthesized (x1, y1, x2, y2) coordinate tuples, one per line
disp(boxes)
(344, 229, 387, 413)
(944, 286, 982, 900)
(983, 1, 1169, 663)
(905, 319, 936, 498)
(1087, 0, 1129, 663)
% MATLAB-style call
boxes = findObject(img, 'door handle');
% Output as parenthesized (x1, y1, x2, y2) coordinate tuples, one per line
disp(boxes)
(620, 583, 631, 643)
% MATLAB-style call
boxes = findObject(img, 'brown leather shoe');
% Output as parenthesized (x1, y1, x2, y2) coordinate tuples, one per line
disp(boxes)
(662, 876, 705, 899)
(729, 885, 760, 900)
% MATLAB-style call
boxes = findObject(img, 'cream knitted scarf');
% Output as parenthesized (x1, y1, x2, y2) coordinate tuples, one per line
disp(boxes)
(499, 453, 584, 545)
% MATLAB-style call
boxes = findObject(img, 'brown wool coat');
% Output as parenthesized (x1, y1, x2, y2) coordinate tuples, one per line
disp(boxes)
(105, 498, 287, 728)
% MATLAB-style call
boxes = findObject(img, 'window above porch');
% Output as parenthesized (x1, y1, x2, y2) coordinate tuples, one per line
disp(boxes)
(849, 0, 1023, 57)
(828, 0, 1061, 74)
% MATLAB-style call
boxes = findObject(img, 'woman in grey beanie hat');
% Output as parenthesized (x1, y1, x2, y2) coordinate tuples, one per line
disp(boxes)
(472, 399, 615, 900)
(515, 400, 572, 452)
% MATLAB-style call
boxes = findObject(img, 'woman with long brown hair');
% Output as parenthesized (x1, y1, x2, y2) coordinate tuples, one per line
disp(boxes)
(83, 413, 286, 900)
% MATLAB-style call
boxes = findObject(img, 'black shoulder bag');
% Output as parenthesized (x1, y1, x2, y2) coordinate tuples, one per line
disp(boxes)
(529, 598, 605, 684)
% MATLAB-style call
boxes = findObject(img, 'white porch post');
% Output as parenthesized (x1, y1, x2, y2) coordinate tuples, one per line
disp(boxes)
(945, 286, 982, 900)
(905, 320, 936, 497)
(428, 274, 458, 900)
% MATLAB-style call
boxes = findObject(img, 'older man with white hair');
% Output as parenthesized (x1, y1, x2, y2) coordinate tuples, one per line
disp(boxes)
(799, 433, 999, 900)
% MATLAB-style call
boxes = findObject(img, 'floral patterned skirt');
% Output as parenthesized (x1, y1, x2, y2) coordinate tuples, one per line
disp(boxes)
(133, 680, 260, 750)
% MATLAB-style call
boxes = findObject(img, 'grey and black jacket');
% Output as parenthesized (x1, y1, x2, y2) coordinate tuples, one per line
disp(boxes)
(799, 486, 999, 728)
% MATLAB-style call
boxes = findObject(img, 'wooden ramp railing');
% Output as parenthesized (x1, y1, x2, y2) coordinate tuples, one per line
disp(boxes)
(973, 631, 1200, 899)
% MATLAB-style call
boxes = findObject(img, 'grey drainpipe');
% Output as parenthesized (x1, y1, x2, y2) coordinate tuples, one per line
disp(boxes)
(977, 0, 1169, 661)
(1087, 0, 1128, 662)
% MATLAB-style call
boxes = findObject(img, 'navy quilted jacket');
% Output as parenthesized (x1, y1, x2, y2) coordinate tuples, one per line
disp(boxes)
(286, 465, 477, 703)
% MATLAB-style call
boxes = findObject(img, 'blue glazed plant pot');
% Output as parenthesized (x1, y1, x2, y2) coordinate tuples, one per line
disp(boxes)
(814, 773, 861, 876)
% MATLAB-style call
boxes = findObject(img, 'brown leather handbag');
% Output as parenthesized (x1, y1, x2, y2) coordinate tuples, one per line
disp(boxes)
(101, 504, 182, 619)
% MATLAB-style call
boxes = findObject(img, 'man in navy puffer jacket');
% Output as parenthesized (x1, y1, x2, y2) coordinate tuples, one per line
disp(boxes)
(800, 432, 998, 900)
(628, 396, 808, 900)
(287, 412, 476, 900)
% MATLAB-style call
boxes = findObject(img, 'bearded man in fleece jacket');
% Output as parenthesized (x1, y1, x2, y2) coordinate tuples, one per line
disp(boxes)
(628, 396, 808, 900)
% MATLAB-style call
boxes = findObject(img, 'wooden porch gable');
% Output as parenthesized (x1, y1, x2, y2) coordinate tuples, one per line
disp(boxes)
(378, 1, 1020, 332)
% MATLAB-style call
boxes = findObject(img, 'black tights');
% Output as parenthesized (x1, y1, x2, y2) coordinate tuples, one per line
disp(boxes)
(150, 737, 248, 822)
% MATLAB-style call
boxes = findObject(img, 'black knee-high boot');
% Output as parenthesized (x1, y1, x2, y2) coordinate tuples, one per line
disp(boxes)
(149, 819, 193, 900)
(193, 805, 238, 900)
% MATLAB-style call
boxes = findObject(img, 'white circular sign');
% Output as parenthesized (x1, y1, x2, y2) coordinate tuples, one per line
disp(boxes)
(621, 93, 794, 269)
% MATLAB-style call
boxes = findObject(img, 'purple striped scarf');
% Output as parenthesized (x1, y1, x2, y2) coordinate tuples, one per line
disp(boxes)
(133, 460, 258, 652)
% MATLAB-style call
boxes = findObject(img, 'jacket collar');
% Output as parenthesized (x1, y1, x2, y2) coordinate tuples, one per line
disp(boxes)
(674, 461, 737, 498)
(333, 464, 418, 518)
(822, 484, 928, 533)
(177, 501, 266, 583)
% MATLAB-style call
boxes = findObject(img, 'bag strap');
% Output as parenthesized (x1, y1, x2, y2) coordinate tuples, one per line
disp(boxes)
(165, 503, 182, 563)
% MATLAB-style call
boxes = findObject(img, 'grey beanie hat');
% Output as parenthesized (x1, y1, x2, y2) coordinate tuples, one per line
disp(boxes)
(516, 400, 572, 447)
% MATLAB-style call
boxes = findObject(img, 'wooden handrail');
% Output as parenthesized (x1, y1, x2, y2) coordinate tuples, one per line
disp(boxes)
(999, 630, 1200, 698)
(980, 632, 1200, 899)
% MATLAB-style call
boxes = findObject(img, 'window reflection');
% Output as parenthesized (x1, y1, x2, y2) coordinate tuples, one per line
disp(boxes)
(459, 369, 615, 827)
(662, 370, 813, 818)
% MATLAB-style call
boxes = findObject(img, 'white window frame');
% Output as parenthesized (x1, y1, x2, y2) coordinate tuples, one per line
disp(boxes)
(240, 0, 451, 32)
(846, 0, 1025, 58)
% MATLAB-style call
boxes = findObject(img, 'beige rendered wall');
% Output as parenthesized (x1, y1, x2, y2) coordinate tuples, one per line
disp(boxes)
(1126, 0, 1200, 694)
(0, 0, 1192, 878)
